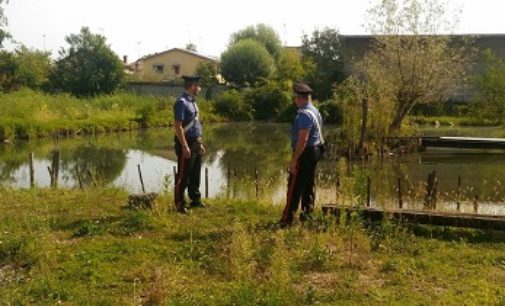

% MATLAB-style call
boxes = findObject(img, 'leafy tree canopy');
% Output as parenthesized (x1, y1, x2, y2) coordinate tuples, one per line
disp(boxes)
(221, 39, 275, 86)
(0, 0, 10, 48)
(230, 23, 283, 60)
(301, 27, 345, 100)
(50, 27, 125, 97)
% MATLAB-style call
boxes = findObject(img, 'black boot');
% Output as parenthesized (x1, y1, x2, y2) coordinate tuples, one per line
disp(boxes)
(175, 201, 188, 214)
(177, 205, 188, 214)
(190, 200, 205, 208)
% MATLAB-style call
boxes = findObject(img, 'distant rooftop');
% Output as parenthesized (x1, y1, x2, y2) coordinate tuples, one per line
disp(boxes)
(137, 48, 219, 62)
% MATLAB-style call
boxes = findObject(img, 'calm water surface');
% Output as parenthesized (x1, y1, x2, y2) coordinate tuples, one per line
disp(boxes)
(1, 123, 505, 215)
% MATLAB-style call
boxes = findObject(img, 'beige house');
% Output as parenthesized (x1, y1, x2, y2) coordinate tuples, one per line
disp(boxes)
(133, 48, 220, 82)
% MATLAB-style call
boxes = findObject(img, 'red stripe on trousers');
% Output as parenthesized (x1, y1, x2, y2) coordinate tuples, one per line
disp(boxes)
(174, 155, 186, 209)
(282, 161, 300, 223)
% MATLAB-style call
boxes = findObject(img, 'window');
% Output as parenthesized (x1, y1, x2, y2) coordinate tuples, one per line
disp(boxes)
(153, 64, 164, 74)
(172, 64, 180, 75)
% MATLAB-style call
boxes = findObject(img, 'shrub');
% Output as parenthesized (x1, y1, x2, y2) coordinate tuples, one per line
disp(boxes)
(319, 97, 343, 124)
(245, 80, 291, 120)
(214, 89, 252, 121)
(221, 39, 275, 85)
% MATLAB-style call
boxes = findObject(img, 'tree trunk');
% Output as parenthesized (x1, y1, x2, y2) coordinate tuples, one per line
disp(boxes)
(388, 116, 403, 134)
(358, 98, 368, 156)
(388, 98, 416, 134)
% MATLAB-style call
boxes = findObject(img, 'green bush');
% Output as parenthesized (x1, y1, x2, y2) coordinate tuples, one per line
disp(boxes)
(245, 80, 291, 120)
(319, 97, 343, 124)
(214, 89, 253, 121)
(471, 49, 505, 124)
(276, 102, 298, 122)
(135, 102, 157, 128)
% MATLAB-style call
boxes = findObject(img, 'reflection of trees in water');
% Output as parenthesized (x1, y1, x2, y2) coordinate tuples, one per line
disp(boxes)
(0, 159, 23, 183)
(60, 145, 127, 186)
(131, 129, 172, 151)
(200, 123, 292, 197)
(0, 141, 128, 187)
(325, 155, 505, 207)
(205, 123, 290, 179)
(0, 143, 32, 183)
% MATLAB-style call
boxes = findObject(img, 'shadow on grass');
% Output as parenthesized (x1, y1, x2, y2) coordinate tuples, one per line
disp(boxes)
(408, 223, 505, 244)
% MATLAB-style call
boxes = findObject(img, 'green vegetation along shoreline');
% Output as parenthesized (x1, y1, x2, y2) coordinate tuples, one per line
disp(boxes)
(2, 89, 503, 143)
(1, 187, 504, 304)
(0, 89, 222, 141)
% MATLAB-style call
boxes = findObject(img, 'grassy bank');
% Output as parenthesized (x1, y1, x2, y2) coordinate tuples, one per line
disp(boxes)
(0, 89, 221, 141)
(1, 187, 505, 305)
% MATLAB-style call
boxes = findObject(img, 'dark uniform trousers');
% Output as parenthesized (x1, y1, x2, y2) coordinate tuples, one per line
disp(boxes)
(282, 145, 322, 224)
(174, 136, 202, 209)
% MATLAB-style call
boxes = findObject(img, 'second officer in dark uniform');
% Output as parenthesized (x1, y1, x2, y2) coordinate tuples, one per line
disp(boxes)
(281, 82, 324, 226)
(173, 75, 206, 214)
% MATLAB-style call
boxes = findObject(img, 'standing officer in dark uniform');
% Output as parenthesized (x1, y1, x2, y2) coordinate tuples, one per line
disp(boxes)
(281, 82, 324, 226)
(173, 75, 206, 214)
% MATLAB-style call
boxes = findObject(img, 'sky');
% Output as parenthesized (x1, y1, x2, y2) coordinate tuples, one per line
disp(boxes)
(3, 0, 505, 63)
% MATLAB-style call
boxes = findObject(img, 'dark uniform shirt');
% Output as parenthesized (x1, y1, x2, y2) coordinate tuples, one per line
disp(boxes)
(173, 92, 202, 138)
(291, 102, 323, 150)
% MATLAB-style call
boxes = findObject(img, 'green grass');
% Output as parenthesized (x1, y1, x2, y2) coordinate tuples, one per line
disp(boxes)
(1, 187, 505, 305)
(0, 88, 222, 141)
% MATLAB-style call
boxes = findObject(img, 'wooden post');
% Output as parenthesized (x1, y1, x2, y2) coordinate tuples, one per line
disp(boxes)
(137, 164, 146, 193)
(205, 167, 209, 198)
(255, 168, 259, 199)
(29, 152, 34, 188)
(473, 195, 479, 214)
(227, 161, 231, 198)
(173, 166, 177, 187)
(227, 161, 231, 189)
(47, 166, 53, 187)
(424, 171, 438, 210)
(367, 176, 371, 207)
(398, 177, 403, 209)
(233, 168, 237, 199)
(456, 175, 462, 212)
(87, 169, 97, 188)
(336, 175, 340, 205)
(51, 150, 60, 188)
(75, 166, 83, 190)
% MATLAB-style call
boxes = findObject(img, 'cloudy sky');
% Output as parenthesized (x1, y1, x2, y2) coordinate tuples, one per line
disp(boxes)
(3, 0, 505, 62)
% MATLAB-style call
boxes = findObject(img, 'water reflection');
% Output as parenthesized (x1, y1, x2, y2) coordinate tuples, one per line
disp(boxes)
(1, 123, 505, 215)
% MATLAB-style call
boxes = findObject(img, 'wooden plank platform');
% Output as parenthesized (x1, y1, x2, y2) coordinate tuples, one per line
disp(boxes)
(421, 136, 505, 149)
(322, 205, 505, 230)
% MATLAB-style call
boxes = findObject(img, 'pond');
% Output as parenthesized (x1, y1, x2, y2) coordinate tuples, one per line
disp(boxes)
(1, 123, 505, 215)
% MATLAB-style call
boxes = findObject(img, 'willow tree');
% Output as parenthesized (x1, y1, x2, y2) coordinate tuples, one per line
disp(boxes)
(358, 0, 473, 134)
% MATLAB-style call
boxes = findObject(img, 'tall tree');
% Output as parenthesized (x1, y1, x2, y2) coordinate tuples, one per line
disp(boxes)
(221, 39, 274, 85)
(0, 0, 10, 48)
(230, 24, 283, 60)
(194, 61, 218, 86)
(185, 43, 197, 52)
(49, 27, 124, 96)
(275, 48, 306, 82)
(359, 0, 473, 133)
(0, 50, 19, 92)
(14, 46, 52, 89)
(301, 28, 345, 100)
(472, 49, 505, 124)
